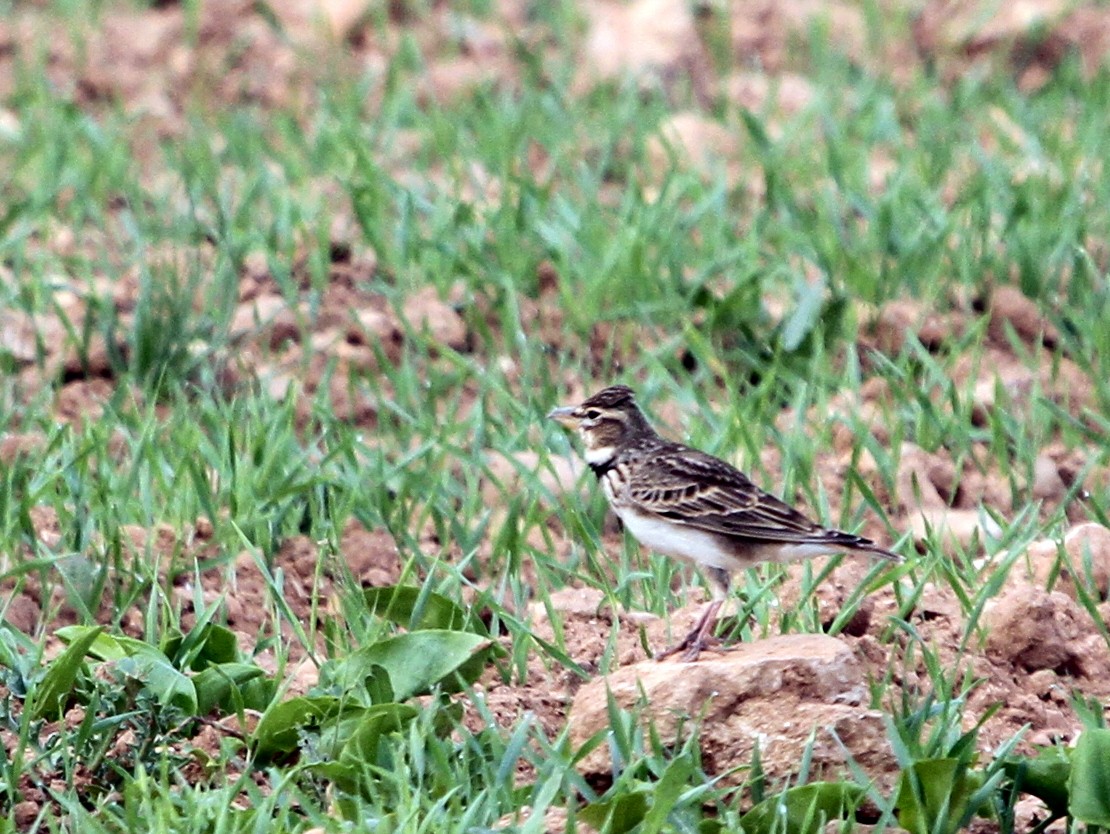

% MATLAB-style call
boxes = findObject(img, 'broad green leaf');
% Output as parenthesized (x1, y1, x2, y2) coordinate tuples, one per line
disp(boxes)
(55, 625, 128, 661)
(115, 647, 197, 714)
(56, 627, 164, 662)
(0, 626, 33, 678)
(1002, 747, 1070, 817)
(363, 585, 485, 634)
(642, 755, 696, 834)
(312, 761, 361, 798)
(31, 626, 104, 719)
(579, 791, 649, 834)
(176, 623, 240, 669)
(253, 696, 348, 759)
(318, 711, 376, 760)
(1069, 728, 1110, 826)
(238, 675, 277, 713)
(895, 759, 984, 834)
(363, 663, 395, 705)
(739, 782, 865, 834)
(337, 703, 419, 773)
(194, 662, 268, 715)
(340, 630, 493, 702)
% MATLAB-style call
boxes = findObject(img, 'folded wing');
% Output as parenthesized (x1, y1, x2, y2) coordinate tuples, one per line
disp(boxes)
(626, 446, 898, 558)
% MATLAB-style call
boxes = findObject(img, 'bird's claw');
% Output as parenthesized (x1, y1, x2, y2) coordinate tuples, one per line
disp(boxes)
(655, 633, 722, 662)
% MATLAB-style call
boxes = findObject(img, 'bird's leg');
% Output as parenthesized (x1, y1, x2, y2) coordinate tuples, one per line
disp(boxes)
(656, 568, 731, 662)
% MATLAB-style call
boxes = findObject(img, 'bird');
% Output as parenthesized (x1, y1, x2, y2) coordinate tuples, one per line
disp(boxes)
(548, 384, 901, 661)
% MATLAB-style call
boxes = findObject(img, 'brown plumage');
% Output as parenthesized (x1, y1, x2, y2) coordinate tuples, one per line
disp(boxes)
(550, 385, 901, 661)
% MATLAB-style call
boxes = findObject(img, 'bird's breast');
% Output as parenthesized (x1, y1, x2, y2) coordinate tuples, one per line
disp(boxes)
(600, 469, 625, 505)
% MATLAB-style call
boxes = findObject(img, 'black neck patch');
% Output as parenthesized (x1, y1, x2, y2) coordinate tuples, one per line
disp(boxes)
(589, 459, 615, 478)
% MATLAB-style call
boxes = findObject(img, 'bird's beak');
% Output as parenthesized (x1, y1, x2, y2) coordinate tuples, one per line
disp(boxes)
(547, 406, 581, 428)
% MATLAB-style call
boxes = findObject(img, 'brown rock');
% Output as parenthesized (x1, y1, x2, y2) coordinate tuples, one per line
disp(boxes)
(724, 72, 815, 117)
(54, 378, 113, 423)
(777, 559, 876, 636)
(316, 0, 371, 39)
(402, 287, 468, 351)
(1073, 633, 1110, 680)
(229, 293, 298, 345)
(1031, 454, 1067, 501)
(915, 0, 1074, 79)
(4, 594, 41, 633)
(895, 443, 955, 509)
(729, 0, 868, 72)
(645, 112, 740, 184)
(1014, 524, 1110, 602)
(970, 363, 1036, 423)
(580, 0, 704, 86)
(1063, 523, 1110, 599)
(984, 585, 1083, 672)
(13, 801, 39, 829)
(528, 587, 611, 625)
(988, 285, 1059, 347)
(340, 519, 401, 588)
(0, 432, 47, 463)
(0, 310, 40, 366)
(420, 57, 503, 106)
(870, 299, 918, 355)
(569, 634, 894, 785)
(909, 507, 1002, 551)
(869, 299, 965, 354)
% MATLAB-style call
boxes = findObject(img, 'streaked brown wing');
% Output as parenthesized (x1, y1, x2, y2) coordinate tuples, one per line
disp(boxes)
(626, 446, 833, 543)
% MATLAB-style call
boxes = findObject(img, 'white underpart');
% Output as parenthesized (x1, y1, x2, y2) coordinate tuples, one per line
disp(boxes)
(613, 499, 857, 573)
(615, 506, 744, 572)
(584, 445, 615, 466)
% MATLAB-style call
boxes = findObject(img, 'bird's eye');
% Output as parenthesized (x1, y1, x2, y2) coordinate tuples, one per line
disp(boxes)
(585, 409, 601, 420)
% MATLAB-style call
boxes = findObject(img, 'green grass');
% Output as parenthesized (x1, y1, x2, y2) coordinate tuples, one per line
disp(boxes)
(2, 2, 1110, 831)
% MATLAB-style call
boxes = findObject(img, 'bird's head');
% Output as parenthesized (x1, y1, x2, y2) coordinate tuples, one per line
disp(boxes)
(548, 385, 653, 466)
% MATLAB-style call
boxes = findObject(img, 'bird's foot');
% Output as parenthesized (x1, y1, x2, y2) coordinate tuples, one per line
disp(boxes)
(655, 598, 725, 662)
(654, 632, 721, 662)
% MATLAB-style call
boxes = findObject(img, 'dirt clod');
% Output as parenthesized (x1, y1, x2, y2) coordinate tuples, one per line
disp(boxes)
(402, 287, 468, 351)
(985, 586, 1082, 672)
(569, 634, 895, 785)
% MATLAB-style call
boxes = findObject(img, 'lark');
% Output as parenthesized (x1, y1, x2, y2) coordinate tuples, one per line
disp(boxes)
(549, 385, 901, 661)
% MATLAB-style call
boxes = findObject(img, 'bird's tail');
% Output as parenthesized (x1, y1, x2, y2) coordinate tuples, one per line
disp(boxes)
(856, 540, 903, 563)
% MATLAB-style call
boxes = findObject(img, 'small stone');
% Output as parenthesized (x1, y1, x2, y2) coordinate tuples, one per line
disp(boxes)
(4, 594, 41, 633)
(909, 507, 1002, 551)
(580, 0, 702, 84)
(1063, 523, 1110, 599)
(984, 586, 1080, 672)
(402, 287, 468, 351)
(13, 801, 39, 829)
(646, 112, 740, 182)
(0, 310, 39, 366)
(895, 443, 953, 510)
(1027, 669, 1058, 699)
(0, 432, 47, 463)
(1031, 455, 1066, 501)
(724, 72, 814, 116)
(971, 366, 1035, 423)
(528, 587, 611, 624)
(989, 285, 1058, 347)
(228, 294, 297, 346)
